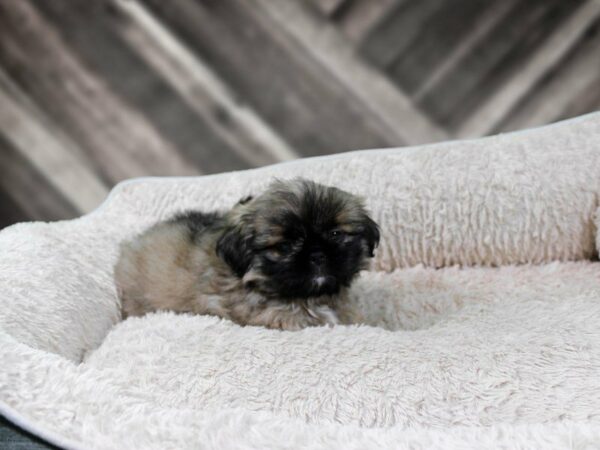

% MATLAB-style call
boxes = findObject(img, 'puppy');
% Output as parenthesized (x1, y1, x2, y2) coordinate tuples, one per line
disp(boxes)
(115, 178, 379, 330)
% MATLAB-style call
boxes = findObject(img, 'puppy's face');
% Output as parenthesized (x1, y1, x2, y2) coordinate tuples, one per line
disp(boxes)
(217, 179, 379, 299)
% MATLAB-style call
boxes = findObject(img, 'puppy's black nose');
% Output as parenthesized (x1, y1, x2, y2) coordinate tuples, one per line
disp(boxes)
(313, 275, 338, 294)
(310, 251, 325, 265)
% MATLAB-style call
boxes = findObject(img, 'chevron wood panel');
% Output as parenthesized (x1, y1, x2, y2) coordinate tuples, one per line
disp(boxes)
(0, 0, 599, 230)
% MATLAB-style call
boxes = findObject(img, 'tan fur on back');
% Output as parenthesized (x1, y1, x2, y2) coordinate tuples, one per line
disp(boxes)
(115, 178, 375, 330)
(115, 221, 358, 330)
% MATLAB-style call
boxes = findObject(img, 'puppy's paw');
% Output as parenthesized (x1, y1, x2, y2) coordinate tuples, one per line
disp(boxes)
(272, 306, 340, 331)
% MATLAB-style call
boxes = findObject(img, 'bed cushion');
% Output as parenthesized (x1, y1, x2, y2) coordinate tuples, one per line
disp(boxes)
(1, 113, 600, 449)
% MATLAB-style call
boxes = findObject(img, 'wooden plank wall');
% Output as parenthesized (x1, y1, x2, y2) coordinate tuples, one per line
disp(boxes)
(1, 0, 599, 229)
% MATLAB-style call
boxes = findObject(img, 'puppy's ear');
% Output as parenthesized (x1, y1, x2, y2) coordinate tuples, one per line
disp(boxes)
(216, 223, 255, 277)
(363, 215, 380, 257)
(236, 195, 254, 205)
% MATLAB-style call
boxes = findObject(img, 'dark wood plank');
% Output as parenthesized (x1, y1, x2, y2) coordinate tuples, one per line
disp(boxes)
(143, 0, 397, 155)
(460, 0, 600, 137)
(0, 69, 110, 213)
(411, 0, 516, 103)
(417, 0, 585, 130)
(112, 0, 298, 165)
(386, 0, 491, 94)
(1, 0, 598, 229)
(0, 187, 31, 230)
(0, 132, 79, 223)
(358, 0, 444, 69)
(0, 0, 198, 184)
(308, 0, 348, 17)
(250, 0, 448, 144)
(496, 17, 600, 132)
(333, 0, 397, 43)
(32, 0, 253, 174)
(556, 36, 600, 122)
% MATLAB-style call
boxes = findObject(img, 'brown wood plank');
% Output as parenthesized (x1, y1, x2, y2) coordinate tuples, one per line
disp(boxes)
(0, 188, 31, 229)
(0, 0, 596, 229)
(0, 132, 79, 222)
(334, 0, 397, 43)
(358, 0, 444, 69)
(0, 69, 109, 213)
(497, 18, 600, 132)
(32, 0, 252, 174)
(112, 0, 298, 165)
(412, 0, 516, 102)
(250, 0, 448, 145)
(0, 0, 198, 184)
(142, 0, 401, 155)
(386, 0, 491, 94)
(458, 0, 600, 137)
(308, 0, 348, 17)
(417, 0, 583, 130)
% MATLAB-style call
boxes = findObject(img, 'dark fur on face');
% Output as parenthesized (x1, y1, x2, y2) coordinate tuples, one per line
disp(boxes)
(217, 179, 379, 299)
(116, 178, 380, 330)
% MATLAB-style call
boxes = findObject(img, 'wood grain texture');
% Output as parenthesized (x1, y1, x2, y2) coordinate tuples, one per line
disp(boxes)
(142, 0, 397, 155)
(113, 0, 297, 165)
(360, 0, 445, 69)
(412, 1, 516, 102)
(35, 0, 297, 171)
(253, 0, 448, 144)
(0, 0, 598, 230)
(457, 0, 600, 137)
(387, 0, 490, 94)
(0, 69, 109, 213)
(0, 0, 198, 183)
(31, 0, 238, 175)
(0, 189, 30, 230)
(0, 133, 79, 222)
(417, 0, 584, 128)
(333, 0, 397, 43)
(308, 0, 348, 17)
(497, 19, 600, 132)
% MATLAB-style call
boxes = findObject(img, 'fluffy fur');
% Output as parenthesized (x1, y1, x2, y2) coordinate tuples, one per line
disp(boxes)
(116, 179, 379, 330)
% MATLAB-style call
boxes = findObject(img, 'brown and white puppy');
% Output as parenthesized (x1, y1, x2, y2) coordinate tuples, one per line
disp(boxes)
(115, 178, 379, 330)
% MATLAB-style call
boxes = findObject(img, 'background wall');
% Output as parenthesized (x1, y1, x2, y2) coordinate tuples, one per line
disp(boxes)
(1, 0, 599, 228)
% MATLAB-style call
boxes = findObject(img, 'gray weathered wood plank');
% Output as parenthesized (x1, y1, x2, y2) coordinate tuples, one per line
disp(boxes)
(0, 189, 30, 229)
(0, 133, 79, 221)
(251, 0, 448, 144)
(142, 0, 401, 155)
(387, 0, 491, 94)
(457, 0, 600, 137)
(417, 0, 577, 129)
(334, 0, 397, 43)
(359, 0, 444, 69)
(497, 19, 600, 132)
(0, 0, 598, 229)
(413, 0, 516, 102)
(113, 0, 298, 165)
(0, 0, 199, 183)
(308, 0, 348, 17)
(35, 0, 286, 171)
(31, 0, 248, 174)
(0, 69, 109, 213)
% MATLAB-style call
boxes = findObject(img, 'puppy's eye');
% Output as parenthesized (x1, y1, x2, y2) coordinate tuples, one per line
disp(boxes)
(329, 230, 343, 238)
(277, 242, 292, 253)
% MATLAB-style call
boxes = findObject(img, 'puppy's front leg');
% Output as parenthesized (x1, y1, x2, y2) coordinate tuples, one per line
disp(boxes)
(240, 303, 339, 331)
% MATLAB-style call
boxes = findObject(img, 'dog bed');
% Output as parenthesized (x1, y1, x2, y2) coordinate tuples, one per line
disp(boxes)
(1, 112, 600, 449)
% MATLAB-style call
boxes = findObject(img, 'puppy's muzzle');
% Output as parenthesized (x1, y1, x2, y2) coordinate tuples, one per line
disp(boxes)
(309, 250, 326, 266)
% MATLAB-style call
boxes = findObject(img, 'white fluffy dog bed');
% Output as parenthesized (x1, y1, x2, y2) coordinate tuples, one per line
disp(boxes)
(1, 113, 600, 449)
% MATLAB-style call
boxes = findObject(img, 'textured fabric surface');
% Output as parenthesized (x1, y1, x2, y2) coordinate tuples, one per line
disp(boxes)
(1, 113, 600, 449)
